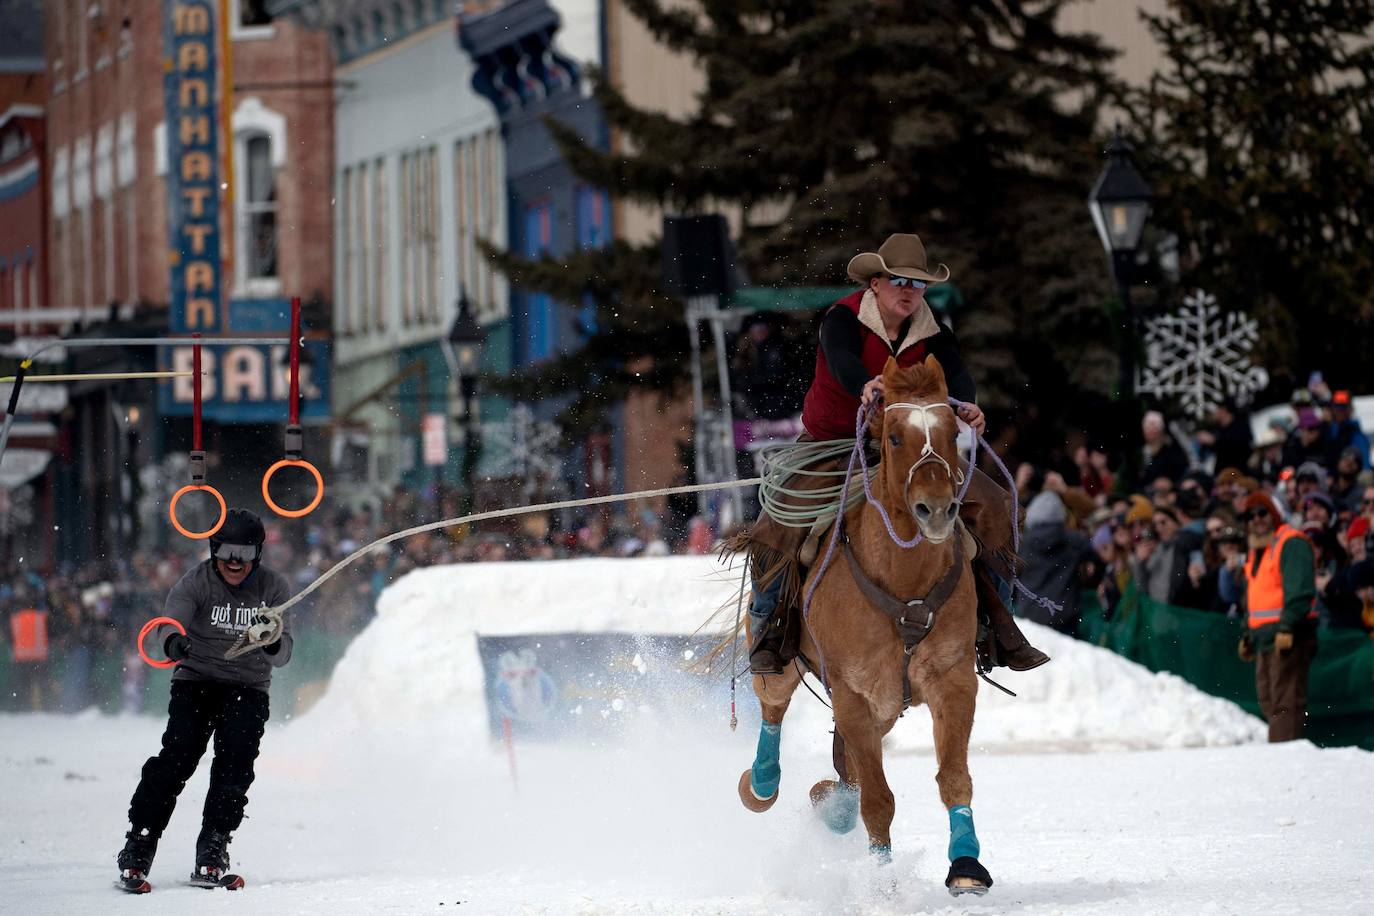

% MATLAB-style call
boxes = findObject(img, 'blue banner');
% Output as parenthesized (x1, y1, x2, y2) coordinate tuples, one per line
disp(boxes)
(163, 1, 222, 334)
(476, 633, 761, 742)
(157, 297, 332, 423)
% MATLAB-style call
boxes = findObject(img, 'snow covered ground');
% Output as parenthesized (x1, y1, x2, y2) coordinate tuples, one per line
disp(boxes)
(2, 556, 1370, 914)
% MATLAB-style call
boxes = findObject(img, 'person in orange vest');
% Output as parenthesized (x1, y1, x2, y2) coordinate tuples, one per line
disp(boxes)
(7, 583, 50, 712)
(1236, 492, 1318, 742)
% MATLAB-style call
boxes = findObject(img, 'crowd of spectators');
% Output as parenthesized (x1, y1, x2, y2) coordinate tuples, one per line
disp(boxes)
(1012, 380, 1374, 643)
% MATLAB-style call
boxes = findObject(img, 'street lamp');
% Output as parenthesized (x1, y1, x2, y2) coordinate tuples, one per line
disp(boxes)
(1088, 127, 1153, 406)
(442, 287, 487, 505)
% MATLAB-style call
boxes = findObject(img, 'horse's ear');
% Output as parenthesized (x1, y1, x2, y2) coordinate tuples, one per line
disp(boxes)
(881, 356, 902, 387)
(922, 354, 949, 397)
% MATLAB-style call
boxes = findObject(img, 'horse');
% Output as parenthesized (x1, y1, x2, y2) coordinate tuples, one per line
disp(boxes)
(736, 354, 994, 896)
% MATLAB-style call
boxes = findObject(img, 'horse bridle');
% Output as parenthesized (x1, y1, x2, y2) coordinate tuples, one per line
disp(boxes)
(882, 401, 966, 495)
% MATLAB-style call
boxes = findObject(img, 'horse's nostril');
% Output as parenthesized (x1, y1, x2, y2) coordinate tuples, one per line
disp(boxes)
(913, 502, 933, 520)
(947, 503, 959, 519)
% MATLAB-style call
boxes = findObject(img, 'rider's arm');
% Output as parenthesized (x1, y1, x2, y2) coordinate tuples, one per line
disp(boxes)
(819, 307, 872, 399)
(927, 328, 977, 404)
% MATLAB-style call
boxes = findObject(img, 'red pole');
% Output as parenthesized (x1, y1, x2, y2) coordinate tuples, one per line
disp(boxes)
(192, 333, 202, 451)
(288, 295, 301, 425)
(501, 715, 519, 792)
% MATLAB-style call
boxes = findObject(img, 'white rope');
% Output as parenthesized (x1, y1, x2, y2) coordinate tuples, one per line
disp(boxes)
(223, 477, 765, 656)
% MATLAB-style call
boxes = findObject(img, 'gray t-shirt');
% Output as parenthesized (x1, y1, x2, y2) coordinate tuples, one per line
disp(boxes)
(156, 560, 294, 692)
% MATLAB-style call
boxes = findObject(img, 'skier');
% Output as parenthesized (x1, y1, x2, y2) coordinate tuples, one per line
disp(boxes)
(116, 508, 293, 893)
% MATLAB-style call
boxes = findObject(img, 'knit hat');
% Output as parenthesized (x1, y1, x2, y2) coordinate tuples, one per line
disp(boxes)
(1025, 491, 1067, 527)
(1124, 494, 1154, 525)
(1347, 516, 1371, 543)
(1240, 492, 1282, 525)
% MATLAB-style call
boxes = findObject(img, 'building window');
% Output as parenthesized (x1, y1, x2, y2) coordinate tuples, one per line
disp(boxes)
(340, 165, 353, 335)
(521, 200, 554, 363)
(238, 0, 273, 26)
(231, 0, 275, 39)
(399, 154, 412, 326)
(424, 147, 439, 324)
(237, 134, 279, 294)
(372, 158, 388, 331)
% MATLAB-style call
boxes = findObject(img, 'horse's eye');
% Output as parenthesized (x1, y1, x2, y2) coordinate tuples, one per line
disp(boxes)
(888, 433, 901, 447)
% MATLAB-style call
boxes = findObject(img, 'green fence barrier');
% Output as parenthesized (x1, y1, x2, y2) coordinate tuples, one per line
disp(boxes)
(1076, 589, 1374, 751)
(1, 629, 357, 721)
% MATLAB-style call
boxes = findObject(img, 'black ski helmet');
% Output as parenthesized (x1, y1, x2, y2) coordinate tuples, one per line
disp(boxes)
(210, 507, 266, 567)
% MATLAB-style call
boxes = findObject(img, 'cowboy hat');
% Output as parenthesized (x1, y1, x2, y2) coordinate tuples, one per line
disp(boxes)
(847, 233, 951, 284)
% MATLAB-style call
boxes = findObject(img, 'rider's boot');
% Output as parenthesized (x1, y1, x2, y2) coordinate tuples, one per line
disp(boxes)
(747, 573, 787, 675)
(974, 561, 1049, 672)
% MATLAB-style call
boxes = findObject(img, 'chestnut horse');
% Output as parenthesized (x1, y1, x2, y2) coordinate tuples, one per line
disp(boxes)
(737, 355, 993, 896)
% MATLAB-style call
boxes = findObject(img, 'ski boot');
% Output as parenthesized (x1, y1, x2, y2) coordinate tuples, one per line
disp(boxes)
(116, 827, 159, 893)
(191, 827, 244, 890)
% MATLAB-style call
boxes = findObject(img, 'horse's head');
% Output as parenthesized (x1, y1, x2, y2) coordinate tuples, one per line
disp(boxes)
(873, 355, 964, 543)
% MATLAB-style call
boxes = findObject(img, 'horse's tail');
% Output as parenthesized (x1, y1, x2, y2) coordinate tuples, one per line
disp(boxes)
(692, 532, 753, 674)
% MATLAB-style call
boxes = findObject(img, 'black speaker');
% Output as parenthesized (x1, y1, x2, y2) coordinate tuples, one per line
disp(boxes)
(661, 214, 738, 298)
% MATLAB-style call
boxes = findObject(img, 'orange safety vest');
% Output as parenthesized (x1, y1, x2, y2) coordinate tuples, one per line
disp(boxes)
(1244, 524, 1317, 630)
(9, 608, 49, 662)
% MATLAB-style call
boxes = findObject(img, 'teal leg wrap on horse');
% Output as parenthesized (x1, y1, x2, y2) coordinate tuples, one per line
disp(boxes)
(869, 844, 892, 864)
(814, 782, 860, 834)
(750, 722, 782, 799)
(948, 805, 981, 861)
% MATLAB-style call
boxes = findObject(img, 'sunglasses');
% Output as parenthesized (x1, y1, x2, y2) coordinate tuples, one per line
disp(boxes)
(1362, 499, 1374, 507)
(1240, 511, 1271, 523)
(886, 275, 928, 290)
(213, 542, 259, 564)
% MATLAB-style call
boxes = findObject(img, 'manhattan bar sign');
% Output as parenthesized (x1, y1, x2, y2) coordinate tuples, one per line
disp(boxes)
(162, 2, 223, 334)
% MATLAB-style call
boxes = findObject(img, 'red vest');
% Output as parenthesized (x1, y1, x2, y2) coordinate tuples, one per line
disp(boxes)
(801, 290, 929, 440)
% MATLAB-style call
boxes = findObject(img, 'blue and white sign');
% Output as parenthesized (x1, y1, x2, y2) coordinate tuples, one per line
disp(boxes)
(162, 1, 223, 334)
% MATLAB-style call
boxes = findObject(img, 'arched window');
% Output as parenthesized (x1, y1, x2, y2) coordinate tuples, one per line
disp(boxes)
(231, 97, 287, 296)
(238, 133, 278, 293)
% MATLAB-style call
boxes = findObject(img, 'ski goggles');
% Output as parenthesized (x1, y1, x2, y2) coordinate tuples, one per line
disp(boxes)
(885, 275, 928, 290)
(213, 542, 259, 564)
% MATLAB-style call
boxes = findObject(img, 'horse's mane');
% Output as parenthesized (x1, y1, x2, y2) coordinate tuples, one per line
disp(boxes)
(884, 355, 949, 405)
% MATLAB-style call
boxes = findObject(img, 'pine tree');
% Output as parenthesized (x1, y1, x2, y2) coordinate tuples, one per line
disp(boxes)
(1131, 0, 1374, 394)
(501, 0, 1125, 456)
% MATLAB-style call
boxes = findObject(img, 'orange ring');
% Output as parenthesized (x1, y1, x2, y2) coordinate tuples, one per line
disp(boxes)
(169, 484, 227, 539)
(137, 616, 188, 669)
(262, 458, 325, 518)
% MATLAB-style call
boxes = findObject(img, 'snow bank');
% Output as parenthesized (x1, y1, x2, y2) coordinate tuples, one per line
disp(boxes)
(302, 555, 1264, 752)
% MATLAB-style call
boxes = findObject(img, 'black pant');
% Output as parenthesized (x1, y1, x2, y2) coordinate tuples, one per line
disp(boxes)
(127, 680, 270, 835)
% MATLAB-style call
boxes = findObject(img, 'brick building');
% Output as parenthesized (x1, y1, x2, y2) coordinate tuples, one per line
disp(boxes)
(6, 0, 336, 566)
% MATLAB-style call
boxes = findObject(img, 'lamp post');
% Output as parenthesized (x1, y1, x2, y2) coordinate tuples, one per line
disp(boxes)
(442, 287, 487, 506)
(1088, 127, 1153, 478)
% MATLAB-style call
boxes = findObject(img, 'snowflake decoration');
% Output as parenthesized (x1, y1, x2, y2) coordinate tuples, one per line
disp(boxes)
(1138, 289, 1269, 419)
(478, 403, 565, 498)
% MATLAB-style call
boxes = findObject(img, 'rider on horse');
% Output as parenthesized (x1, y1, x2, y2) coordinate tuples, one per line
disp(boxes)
(744, 232, 1049, 676)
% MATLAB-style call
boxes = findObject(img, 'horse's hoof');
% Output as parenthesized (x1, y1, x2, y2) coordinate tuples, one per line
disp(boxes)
(738, 768, 777, 812)
(809, 779, 859, 834)
(945, 856, 993, 896)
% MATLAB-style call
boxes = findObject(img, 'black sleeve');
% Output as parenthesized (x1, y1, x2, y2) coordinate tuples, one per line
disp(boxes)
(819, 306, 873, 399)
(926, 328, 976, 404)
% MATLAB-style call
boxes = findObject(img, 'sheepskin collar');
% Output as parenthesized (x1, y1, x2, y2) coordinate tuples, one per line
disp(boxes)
(857, 289, 940, 355)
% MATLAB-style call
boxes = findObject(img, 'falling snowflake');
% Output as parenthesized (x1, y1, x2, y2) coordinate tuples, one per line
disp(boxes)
(1138, 289, 1269, 419)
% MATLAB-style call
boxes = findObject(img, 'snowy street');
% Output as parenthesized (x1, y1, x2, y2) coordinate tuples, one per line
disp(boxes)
(3, 557, 1371, 914)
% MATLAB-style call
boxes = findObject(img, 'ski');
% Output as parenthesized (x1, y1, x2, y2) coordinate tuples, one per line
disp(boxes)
(116, 872, 152, 894)
(189, 870, 245, 890)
